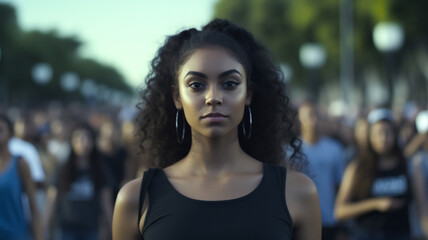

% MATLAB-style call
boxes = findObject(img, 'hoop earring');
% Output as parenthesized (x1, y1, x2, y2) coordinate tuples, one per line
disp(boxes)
(242, 106, 252, 140)
(176, 110, 186, 144)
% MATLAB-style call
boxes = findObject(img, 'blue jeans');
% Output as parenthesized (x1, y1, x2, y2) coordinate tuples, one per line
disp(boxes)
(60, 229, 98, 240)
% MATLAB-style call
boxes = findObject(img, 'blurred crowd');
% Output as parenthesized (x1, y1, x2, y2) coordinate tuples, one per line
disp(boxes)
(295, 100, 428, 240)
(1, 100, 428, 240)
(0, 101, 145, 240)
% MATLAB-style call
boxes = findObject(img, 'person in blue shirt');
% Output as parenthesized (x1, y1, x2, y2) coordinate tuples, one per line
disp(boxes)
(297, 101, 345, 240)
(0, 114, 42, 240)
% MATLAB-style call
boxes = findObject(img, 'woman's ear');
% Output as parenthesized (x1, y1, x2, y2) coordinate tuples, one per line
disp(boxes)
(172, 86, 182, 109)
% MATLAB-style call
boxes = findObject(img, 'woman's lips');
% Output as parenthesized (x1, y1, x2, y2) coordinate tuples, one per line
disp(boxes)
(201, 112, 228, 122)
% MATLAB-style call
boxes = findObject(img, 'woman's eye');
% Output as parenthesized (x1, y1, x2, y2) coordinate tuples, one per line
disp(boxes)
(189, 82, 204, 89)
(222, 81, 239, 89)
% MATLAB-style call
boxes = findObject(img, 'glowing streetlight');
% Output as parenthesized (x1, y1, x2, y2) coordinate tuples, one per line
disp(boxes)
(299, 43, 327, 100)
(32, 63, 53, 85)
(372, 22, 405, 107)
(299, 43, 327, 69)
(60, 72, 80, 92)
(373, 22, 404, 53)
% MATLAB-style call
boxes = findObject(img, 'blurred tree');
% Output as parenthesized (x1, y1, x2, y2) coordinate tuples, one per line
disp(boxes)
(0, 3, 19, 105)
(0, 3, 133, 107)
(213, 0, 428, 104)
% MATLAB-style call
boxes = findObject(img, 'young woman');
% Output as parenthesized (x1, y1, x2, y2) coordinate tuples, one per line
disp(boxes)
(0, 115, 43, 240)
(45, 122, 113, 240)
(335, 108, 411, 240)
(113, 19, 321, 240)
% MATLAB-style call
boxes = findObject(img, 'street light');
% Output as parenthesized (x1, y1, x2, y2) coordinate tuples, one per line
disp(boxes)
(299, 43, 327, 100)
(32, 63, 53, 85)
(373, 22, 404, 53)
(60, 72, 80, 92)
(372, 22, 404, 107)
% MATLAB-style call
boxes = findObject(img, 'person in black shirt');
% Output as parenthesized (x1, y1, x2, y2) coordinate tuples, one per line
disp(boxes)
(335, 108, 411, 240)
(45, 122, 113, 240)
(113, 18, 321, 240)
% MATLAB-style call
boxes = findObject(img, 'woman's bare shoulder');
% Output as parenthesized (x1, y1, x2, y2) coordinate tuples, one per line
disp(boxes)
(286, 170, 317, 196)
(285, 170, 321, 228)
(116, 177, 142, 207)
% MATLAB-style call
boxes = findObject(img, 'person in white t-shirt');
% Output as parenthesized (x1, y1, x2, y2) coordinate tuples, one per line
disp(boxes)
(8, 116, 46, 220)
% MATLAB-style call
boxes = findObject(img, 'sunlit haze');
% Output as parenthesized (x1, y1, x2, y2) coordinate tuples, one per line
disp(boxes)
(0, 0, 218, 89)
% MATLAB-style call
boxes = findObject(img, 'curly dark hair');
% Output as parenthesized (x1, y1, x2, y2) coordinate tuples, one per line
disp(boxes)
(136, 18, 305, 170)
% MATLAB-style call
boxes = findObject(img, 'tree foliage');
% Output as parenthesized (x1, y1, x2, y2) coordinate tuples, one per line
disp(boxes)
(213, 0, 428, 95)
(0, 3, 133, 106)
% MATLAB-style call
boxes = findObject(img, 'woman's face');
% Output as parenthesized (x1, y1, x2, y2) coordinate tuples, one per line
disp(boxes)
(71, 128, 94, 156)
(0, 120, 11, 145)
(354, 118, 369, 148)
(369, 121, 395, 155)
(174, 46, 251, 139)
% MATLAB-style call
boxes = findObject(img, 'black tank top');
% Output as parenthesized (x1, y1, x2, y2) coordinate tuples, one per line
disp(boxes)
(138, 162, 293, 240)
(355, 165, 410, 233)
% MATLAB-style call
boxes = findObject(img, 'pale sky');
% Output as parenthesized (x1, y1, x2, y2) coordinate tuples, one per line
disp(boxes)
(0, 0, 219, 88)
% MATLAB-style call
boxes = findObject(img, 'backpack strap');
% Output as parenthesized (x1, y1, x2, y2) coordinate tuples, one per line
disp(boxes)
(138, 168, 156, 237)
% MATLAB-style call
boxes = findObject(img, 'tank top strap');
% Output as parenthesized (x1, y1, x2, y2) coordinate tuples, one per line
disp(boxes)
(265, 163, 287, 196)
(138, 168, 157, 237)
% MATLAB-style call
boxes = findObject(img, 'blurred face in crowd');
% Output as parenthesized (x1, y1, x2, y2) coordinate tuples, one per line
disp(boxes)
(51, 119, 67, 140)
(100, 120, 115, 140)
(71, 128, 93, 157)
(121, 121, 135, 143)
(0, 119, 11, 145)
(354, 118, 369, 148)
(298, 104, 318, 132)
(369, 121, 395, 155)
(14, 118, 26, 139)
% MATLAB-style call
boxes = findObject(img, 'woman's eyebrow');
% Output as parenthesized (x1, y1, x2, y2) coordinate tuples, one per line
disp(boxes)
(218, 69, 242, 78)
(184, 69, 242, 79)
(184, 71, 207, 79)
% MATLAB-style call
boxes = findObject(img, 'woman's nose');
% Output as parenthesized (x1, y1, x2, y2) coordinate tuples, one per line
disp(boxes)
(205, 87, 223, 106)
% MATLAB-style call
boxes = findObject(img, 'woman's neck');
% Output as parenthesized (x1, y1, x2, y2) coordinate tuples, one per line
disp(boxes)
(182, 131, 251, 175)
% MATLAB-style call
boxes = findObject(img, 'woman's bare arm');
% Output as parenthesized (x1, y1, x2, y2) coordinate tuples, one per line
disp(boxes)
(44, 186, 58, 239)
(404, 133, 427, 159)
(112, 178, 142, 240)
(412, 156, 428, 238)
(286, 170, 321, 240)
(18, 157, 43, 240)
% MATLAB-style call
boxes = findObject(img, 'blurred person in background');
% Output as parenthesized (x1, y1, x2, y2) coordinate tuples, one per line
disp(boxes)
(403, 110, 428, 239)
(346, 117, 371, 165)
(297, 101, 345, 240)
(335, 108, 411, 240)
(120, 120, 143, 180)
(0, 115, 43, 240)
(47, 119, 71, 165)
(410, 154, 428, 240)
(97, 118, 129, 203)
(8, 114, 47, 223)
(45, 122, 113, 240)
(44, 118, 71, 186)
